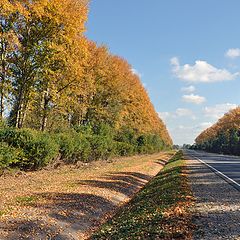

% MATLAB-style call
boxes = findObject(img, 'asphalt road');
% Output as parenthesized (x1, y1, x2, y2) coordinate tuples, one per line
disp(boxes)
(185, 150, 240, 189)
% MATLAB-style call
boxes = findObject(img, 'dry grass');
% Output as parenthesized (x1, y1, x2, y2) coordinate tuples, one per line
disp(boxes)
(91, 151, 194, 240)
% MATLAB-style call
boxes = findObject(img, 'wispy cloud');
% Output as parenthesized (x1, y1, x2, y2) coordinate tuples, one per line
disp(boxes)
(171, 57, 238, 83)
(169, 122, 213, 145)
(199, 122, 213, 129)
(225, 48, 240, 59)
(158, 108, 196, 121)
(158, 112, 172, 122)
(203, 103, 238, 119)
(182, 94, 206, 104)
(181, 85, 196, 93)
(175, 108, 194, 117)
(131, 68, 142, 78)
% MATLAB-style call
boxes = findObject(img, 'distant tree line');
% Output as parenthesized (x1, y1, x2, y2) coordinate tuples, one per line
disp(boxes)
(193, 107, 240, 155)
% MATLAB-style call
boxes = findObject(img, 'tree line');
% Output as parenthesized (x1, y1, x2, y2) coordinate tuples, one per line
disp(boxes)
(193, 107, 240, 155)
(0, 0, 172, 171)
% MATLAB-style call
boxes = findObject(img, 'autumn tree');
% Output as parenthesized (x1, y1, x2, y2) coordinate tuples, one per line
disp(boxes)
(195, 107, 240, 155)
(0, 1, 19, 120)
(0, 0, 172, 153)
(5, 0, 88, 130)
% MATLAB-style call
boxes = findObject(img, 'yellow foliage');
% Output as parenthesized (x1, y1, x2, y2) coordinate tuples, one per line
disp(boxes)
(195, 107, 240, 144)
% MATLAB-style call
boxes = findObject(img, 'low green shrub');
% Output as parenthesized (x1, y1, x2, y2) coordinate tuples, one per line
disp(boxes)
(0, 123, 169, 171)
(22, 133, 59, 170)
(0, 143, 23, 170)
(137, 134, 164, 154)
(84, 123, 115, 161)
(114, 127, 138, 147)
(56, 132, 78, 161)
(56, 132, 91, 163)
(0, 128, 34, 148)
(0, 120, 8, 129)
(88, 134, 115, 161)
(114, 141, 135, 156)
(0, 128, 59, 170)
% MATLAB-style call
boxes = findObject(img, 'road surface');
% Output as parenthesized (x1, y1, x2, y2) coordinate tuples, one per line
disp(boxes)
(186, 150, 240, 190)
(186, 152, 240, 239)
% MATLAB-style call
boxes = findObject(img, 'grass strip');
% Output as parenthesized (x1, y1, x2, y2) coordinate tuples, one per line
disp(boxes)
(90, 151, 193, 239)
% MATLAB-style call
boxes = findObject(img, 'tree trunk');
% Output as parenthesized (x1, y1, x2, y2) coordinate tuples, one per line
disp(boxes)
(40, 88, 50, 131)
(0, 40, 6, 120)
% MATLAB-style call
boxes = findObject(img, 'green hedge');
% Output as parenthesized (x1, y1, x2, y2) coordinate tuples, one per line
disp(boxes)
(0, 143, 22, 169)
(114, 142, 135, 156)
(0, 123, 169, 171)
(0, 128, 59, 170)
(56, 131, 91, 163)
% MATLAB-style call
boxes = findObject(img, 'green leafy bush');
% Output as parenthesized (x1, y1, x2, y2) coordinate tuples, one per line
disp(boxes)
(88, 134, 115, 160)
(0, 123, 168, 171)
(0, 128, 59, 170)
(136, 134, 164, 154)
(0, 120, 8, 129)
(114, 141, 135, 156)
(56, 131, 91, 163)
(83, 123, 115, 161)
(115, 127, 138, 147)
(0, 128, 34, 148)
(22, 134, 59, 170)
(0, 143, 23, 170)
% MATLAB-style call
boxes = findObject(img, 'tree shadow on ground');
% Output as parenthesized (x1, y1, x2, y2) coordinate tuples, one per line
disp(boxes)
(0, 193, 116, 240)
(0, 171, 153, 240)
(90, 161, 193, 239)
(106, 172, 151, 181)
(77, 172, 151, 197)
(0, 219, 74, 240)
(155, 158, 168, 166)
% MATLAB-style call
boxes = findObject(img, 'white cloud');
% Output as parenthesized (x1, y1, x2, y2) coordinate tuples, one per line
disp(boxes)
(158, 109, 216, 145)
(225, 48, 240, 59)
(158, 112, 171, 121)
(159, 104, 238, 145)
(199, 122, 213, 129)
(169, 121, 214, 145)
(181, 85, 196, 93)
(171, 57, 238, 83)
(170, 57, 180, 68)
(176, 108, 193, 117)
(158, 108, 196, 121)
(204, 103, 238, 119)
(182, 94, 206, 104)
(131, 68, 142, 78)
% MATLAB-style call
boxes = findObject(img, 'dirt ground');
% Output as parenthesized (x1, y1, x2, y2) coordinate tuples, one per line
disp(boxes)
(0, 152, 173, 240)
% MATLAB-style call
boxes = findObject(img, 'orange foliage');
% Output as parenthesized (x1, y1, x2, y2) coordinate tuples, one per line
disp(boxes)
(195, 107, 240, 144)
(1, 0, 172, 146)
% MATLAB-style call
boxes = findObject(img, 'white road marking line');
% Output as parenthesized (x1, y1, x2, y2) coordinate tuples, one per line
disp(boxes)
(189, 153, 240, 190)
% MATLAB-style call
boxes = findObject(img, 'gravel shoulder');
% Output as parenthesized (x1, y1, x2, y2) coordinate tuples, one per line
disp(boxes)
(0, 152, 173, 240)
(186, 156, 240, 240)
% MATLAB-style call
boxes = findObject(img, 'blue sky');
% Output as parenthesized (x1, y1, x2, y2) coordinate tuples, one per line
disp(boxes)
(86, 0, 240, 145)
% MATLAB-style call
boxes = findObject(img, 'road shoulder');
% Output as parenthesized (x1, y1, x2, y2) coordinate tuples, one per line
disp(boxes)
(186, 155, 240, 240)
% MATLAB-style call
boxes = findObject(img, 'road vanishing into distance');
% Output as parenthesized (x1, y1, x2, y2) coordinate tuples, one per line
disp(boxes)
(185, 150, 240, 190)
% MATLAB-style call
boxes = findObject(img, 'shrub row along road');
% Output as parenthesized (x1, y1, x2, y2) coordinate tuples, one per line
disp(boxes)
(186, 150, 240, 189)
